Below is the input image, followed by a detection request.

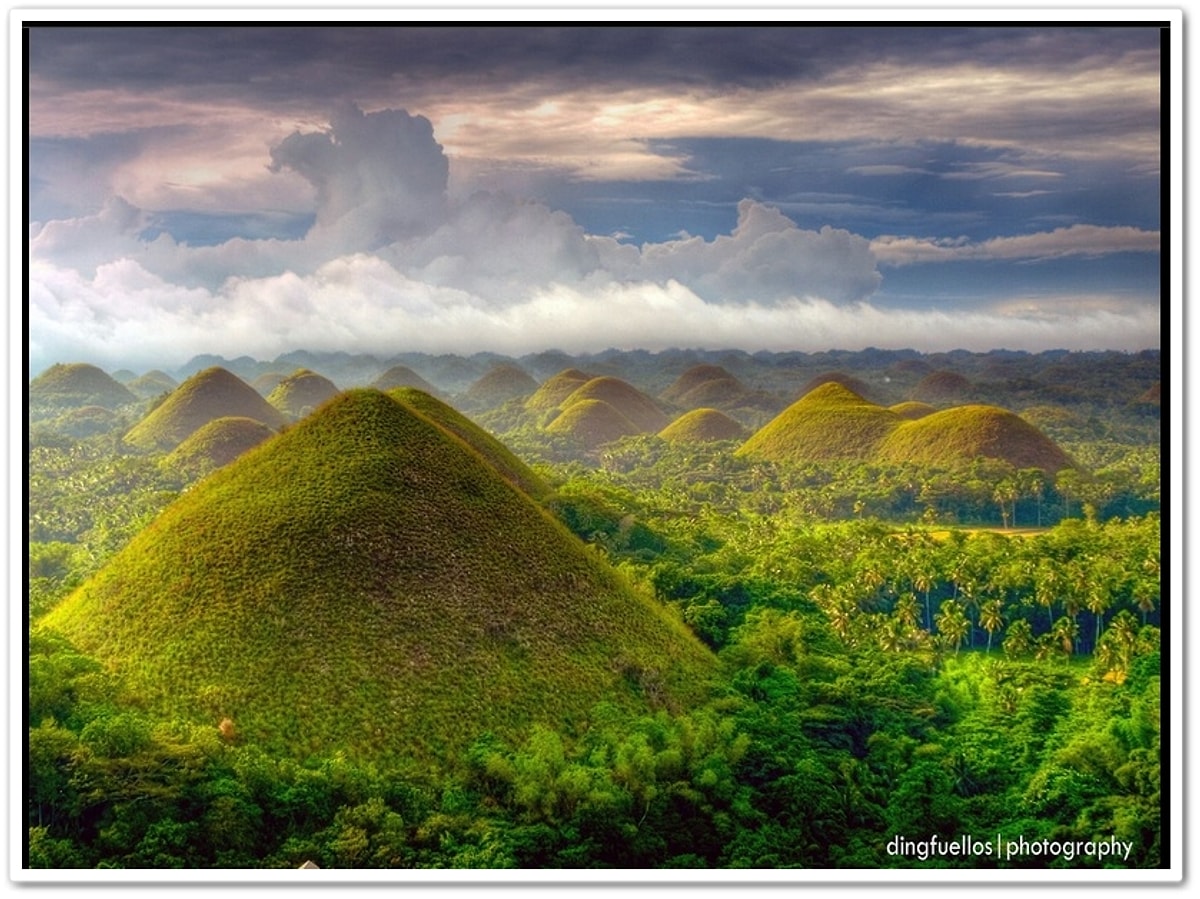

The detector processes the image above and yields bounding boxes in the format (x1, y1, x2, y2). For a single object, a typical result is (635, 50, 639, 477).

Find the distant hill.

(463, 363, 538, 410)
(250, 372, 288, 397)
(42, 389, 713, 768)
(47, 405, 122, 439)
(912, 370, 973, 404)
(546, 398, 642, 451)
(266, 369, 341, 421)
(559, 377, 670, 434)
(799, 371, 880, 404)
(388, 387, 549, 499)
(370, 364, 443, 397)
(738, 382, 1070, 473)
(124, 366, 286, 451)
(30, 363, 137, 410)
(877, 405, 1075, 474)
(525, 368, 593, 415)
(659, 408, 748, 443)
(163, 416, 276, 478)
(125, 370, 179, 400)
(661, 365, 746, 406)
(737, 383, 901, 463)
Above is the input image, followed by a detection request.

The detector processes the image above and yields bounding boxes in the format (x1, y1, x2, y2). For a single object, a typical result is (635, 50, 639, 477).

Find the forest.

(24, 346, 1164, 870)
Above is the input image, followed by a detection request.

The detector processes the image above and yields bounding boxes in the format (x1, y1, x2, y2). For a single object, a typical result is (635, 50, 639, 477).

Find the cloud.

(871, 224, 1160, 265)
(28, 254, 1159, 376)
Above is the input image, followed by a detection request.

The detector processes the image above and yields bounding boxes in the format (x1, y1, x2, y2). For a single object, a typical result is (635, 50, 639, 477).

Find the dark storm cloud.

(27, 25, 1161, 101)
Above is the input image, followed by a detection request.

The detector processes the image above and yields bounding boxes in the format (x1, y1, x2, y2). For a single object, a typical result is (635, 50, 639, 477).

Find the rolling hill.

(659, 408, 748, 443)
(370, 364, 442, 396)
(123, 366, 287, 451)
(525, 368, 593, 415)
(558, 377, 670, 434)
(545, 398, 642, 451)
(41, 389, 713, 769)
(30, 363, 137, 410)
(163, 416, 277, 478)
(265, 368, 341, 421)
(877, 405, 1076, 474)
(463, 363, 539, 410)
(737, 382, 902, 463)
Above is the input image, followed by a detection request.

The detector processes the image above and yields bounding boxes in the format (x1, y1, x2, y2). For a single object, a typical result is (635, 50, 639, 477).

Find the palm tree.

(935, 599, 970, 656)
(1050, 616, 1079, 659)
(1003, 618, 1033, 658)
(979, 599, 1005, 653)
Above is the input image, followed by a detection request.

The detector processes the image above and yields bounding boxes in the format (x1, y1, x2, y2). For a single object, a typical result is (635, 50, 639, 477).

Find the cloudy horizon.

(25, 24, 1165, 375)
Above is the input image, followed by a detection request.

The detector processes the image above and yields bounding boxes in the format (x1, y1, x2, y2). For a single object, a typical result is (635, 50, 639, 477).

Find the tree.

(935, 599, 970, 656)
(979, 599, 1005, 653)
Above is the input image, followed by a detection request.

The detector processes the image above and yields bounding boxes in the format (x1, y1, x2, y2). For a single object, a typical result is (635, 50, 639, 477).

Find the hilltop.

(388, 387, 549, 499)
(42, 389, 713, 769)
(265, 369, 341, 420)
(30, 363, 137, 411)
(163, 416, 277, 479)
(123, 367, 287, 451)
(525, 368, 593, 415)
(659, 408, 748, 443)
(737, 382, 901, 463)
(546, 398, 642, 451)
(559, 377, 670, 434)
(877, 405, 1075, 474)
(370, 364, 443, 396)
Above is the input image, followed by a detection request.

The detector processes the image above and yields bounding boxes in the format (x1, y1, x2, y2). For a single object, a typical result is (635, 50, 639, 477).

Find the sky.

(24, 22, 1166, 374)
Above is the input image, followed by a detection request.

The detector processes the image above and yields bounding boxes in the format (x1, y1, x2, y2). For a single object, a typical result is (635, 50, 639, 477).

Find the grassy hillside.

(877, 404, 1075, 473)
(370, 364, 442, 396)
(545, 398, 643, 450)
(124, 366, 286, 451)
(265, 368, 341, 420)
(737, 382, 901, 462)
(163, 416, 276, 479)
(661, 364, 745, 405)
(125, 370, 179, 400)
(42, 389, 713, 770)
(889, 401, 937, 420)
(659, 408, 748, 442)
(388, 387, 549, 499)
(30, 363, 137, 410)
(560, 377, 670, 433)
(464, 363, 538, 409)
(525, 368, 593, 414)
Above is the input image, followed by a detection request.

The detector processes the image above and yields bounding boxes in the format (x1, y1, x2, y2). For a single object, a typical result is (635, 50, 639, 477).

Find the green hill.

(659, 408, 748, 443)
(388, 387, 549, 499)
(125, 370, 178, 400)
(463, 363, 538, 409)
(737, 382, 901, 462)
(661, 365, 746, 406)
(47, 405, 122, 439)
(124, 367, 287, 451)
(912, 370, 972, 403)
(560, 377, 670, 433)
(370, 364, 442, 396)
(877, 405, 1075, 474)
(525, 368, 593, 414)
(41, 389, 713, 769)
(163, 416, 277, 479)
(265, 369, 341, 420)
(546, 398, 643, 450)
(30, 363, 137, 410)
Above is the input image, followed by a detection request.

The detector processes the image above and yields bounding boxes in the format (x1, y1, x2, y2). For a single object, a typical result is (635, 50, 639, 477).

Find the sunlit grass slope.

(877, 404, 1075, 473)
(888, 401, 938, 420)
(736, 382, 901, 462)
(30, 362, 137, 410)
(524, 368, 592, 414)
(659, 408, 748, 443)
(387, 387, 549, 499)
(545, 398, 642, 450)
(464, 363, 538, 409)
(163, 416, 276, 478)
(42, 389, 713, 769)
(124, 366, 286, 451)
(265, 368, 340, 420)
(661, 364, 746, 405)
(560, 377, 670, 433)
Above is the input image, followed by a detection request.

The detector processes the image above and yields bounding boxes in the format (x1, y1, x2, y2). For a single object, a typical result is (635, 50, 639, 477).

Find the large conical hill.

(370, 364, 443, 397)
(736, 382, 901, 462)
(877, 405, 1075, 474)
(661, 364, 746, 406)
(388, 387, 549, 499)
(42, 389, 712, 768)
(265, 368, 341, 420)
(463, 363, 538, 409)
(30, 363, 137, 410)
(124, 366, 286, 451)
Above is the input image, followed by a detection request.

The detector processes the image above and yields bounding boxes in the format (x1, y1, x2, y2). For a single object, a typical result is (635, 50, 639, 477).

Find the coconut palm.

(935, 599, 970, 656)
(979, 599, 1005, 653)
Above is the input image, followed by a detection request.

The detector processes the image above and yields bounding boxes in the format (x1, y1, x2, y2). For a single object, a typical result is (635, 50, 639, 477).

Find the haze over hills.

(41, 389, 714, 768)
